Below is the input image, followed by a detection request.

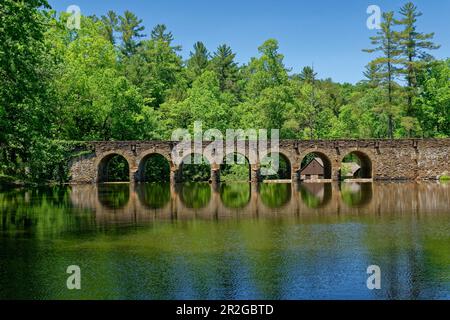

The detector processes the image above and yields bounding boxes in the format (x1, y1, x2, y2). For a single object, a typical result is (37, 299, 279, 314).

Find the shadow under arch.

(135, 183, 171, 209)
(177, 183, 212, 209)
(97, 153, 130, 183)
(299, 183, 332, 208)
(220, 152, 251, 182)
(97, 184, 130, 209)
(260, 183, 292, 209)
(339, 182, 373, 208)
(340, 151, 373, 179)
(136, 153, 171, 183)
(260, 152, 292, 180)
(179, 153, 211, 182)
(300, 152, 332, 180)
(220, 183, 251, 209)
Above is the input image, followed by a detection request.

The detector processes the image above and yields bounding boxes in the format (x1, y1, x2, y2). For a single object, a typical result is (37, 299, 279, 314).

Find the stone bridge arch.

(220, 151, 253, 182)
(259, 149, 294, 181)
(338, 148, 376, 180)
(95, 150, 135, 183)
(135, 151, 173, 183)
(299, 148, 336, 181)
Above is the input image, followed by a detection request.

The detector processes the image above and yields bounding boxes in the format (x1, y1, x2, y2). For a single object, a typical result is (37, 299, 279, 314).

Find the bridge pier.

(291, 164, 300, 183)
(170, 167, 180, 185)
(251, 165, 261, 183)
(210, 165, 221, 184)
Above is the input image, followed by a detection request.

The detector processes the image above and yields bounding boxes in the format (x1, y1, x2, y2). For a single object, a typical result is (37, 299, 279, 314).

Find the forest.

(0, 0, 449, 183)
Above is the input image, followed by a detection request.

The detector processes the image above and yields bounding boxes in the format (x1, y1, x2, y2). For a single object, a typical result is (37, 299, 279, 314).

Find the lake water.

(0, 182, 449, 300)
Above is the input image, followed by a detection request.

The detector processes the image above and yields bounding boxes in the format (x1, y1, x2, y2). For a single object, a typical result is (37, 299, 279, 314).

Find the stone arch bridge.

(68, 139, 450, 184)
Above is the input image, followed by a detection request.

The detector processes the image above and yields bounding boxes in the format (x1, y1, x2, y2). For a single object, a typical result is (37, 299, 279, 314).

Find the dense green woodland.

(0, 0, 449, 183)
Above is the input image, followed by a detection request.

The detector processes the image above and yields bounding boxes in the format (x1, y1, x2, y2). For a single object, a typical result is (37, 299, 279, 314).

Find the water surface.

(0, 182, 449, 299)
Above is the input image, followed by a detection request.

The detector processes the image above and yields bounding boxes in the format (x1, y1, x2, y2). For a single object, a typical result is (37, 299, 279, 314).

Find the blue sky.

(47, 0, 450, 83)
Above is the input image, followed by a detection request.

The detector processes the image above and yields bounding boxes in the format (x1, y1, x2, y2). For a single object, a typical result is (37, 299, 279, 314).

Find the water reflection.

(340, 182, 373, 208)
(136, 183, 171, 209)
(98, 184, 130, 209)
(299, 183, 332, 208)
(220, 183, 251, 209)
(0, 181, 449, 299)
(259, 183, 292, 209)
(177, 182, 212, 209)
(66, 181, 450, 220)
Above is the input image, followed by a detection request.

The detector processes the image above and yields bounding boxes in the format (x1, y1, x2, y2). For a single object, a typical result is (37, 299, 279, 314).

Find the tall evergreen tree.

(187, 41, 210, 79)
(119, 11, 145, 57)
(209, 44, 240, 93)
(364, 12, 402, 138)
(151, 24, 173, 43)
(395, 2, 440, 119)
(363, 62, 382, 88)
(101, 11, 119, 45)
(150, 24, 181, 51)
(298, 66, 317, 84)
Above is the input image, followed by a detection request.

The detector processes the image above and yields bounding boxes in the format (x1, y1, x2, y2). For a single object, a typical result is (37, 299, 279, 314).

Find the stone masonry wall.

(68, 139, 450, 183)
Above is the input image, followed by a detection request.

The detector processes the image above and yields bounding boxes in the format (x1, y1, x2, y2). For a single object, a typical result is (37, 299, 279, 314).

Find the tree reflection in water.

(178, 182, 212, 209)
(1, 182, 449, 299)
(259, 183, 291, 208)
(136, 183, 171, 209)
(220, 183, 251, 209)
(299, 183, 332, 208)
(340, 182, 373, 208)
(97, 184, 130, 209)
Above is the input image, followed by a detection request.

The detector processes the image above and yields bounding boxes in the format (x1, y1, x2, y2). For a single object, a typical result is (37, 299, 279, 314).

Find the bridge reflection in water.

(69, 181, 450, 225)
(1, 181, 450, 300)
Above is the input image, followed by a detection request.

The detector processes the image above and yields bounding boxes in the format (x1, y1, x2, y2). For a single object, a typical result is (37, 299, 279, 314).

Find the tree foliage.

(0, 2, 448, 183)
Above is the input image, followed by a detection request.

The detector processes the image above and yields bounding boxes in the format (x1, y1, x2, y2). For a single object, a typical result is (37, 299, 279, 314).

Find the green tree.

(209, 44, 240, 94)
(396, 2, 440, 132)
(187, 41, 210, 80)
(52, 16, 160, 141)
(160, 71, 231, 133)
(364, 12, 403, 138)
(0, 0, 55, 177)
(119, 10, 145, 57)
(415, 60, 450, 137)
(245, 39, 289, 97)
(124, 37, 184, 109)
(150, 24, 182, 52)
(298, 81, 331, 139)
(333, 85, 387, 138)
(100, 11, 119, 45)
(363, 62, 382, 88)
(258, 85, 293, 131)
(297, 66, 317, 84)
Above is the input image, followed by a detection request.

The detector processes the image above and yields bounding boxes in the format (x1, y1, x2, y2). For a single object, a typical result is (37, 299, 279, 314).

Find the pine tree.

(304, 66, 322, 139)
(187, 41, 210, 79)
(209, 44, 239, 92)
(364, 12, 402, 138)
(150, 24, 181, 51)
(101, 11, 118, 45)
(298, 66, 317, 84)
(119, 11, 145, 57)
(363, 62, 382, 88)
(395, 2, 440, 118)
(151, 24, 173, 43)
